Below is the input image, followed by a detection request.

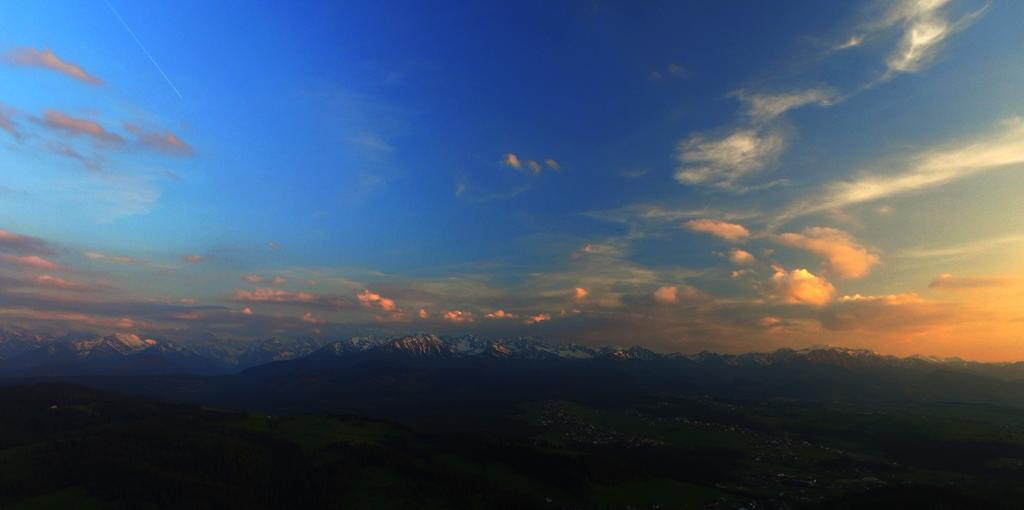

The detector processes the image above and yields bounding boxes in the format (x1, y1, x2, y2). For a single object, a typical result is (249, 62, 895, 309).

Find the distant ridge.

(2, 327, 1024, 380)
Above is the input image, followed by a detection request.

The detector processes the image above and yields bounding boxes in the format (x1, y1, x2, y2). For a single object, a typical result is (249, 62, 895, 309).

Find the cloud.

(574, 287, 589, 299)
(929, 273, 1021, 290)
(39, 111, 123, 144)
(839, 293, 925, 305)
(653, 286, 680, 304)
(728, 248, 756, 266)
(683, 218, 751, 241)
(232, 288, 315, 304)
(734, 88, 836, 123)
(1, 254, 62, 271)
(524, 313, 550, 325)
(124, 124, 194, 156)
(0, 230, 53, 256)
(769, 266, 836, 306)
(442, 310, 474, 323)
(668, 63, 685, 76)
(881, 0, 985, 77)
(32, 275, 94, 292)
(241, 307, 254, 316)
(242, 274, 264, 284)
(6, 48, 103, 85)
(898, 233, 1024, 260)
(527, 160, 541, 174)
(674, 128, 785, 187)
(502, 153, 522, 169)
(418, 308, 429, 319)
(485, 309, 518, 319)
(776, 227, 879, 279)
(782, 118, 1024, 220)
(0, 103, 19, 138)
(545, 159, 561, 171)
(182, 255, 204, 264)
(301, 311, 326, 324)
(84, 251, 147, 265)
(357, 289, 397, 312)
(48, 143, 103, 171)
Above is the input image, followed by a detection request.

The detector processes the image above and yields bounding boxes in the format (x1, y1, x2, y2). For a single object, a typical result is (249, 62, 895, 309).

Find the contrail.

(103, 0, 183, 99)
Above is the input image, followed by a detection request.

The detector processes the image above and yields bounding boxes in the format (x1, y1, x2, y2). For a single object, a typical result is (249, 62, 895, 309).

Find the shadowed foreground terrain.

(2, 382, 1023, 509)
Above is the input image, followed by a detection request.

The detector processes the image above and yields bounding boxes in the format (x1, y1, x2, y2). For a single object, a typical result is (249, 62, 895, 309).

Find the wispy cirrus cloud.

(0, 254, 64, 271)
(125, 123, 193, 156)
(780, 117, 1024, 221)
(39, 111, 123, 144)
(5, 47, 103, 85)
(929, 273, 1022, 290)
(0, 230, 54, 256)
(838, 0, 988, 80)
(734, 88, 837, 124)
(898, 233, 1024, 260)
(0, 103, 20, 139)
(674, 128, 785, 187)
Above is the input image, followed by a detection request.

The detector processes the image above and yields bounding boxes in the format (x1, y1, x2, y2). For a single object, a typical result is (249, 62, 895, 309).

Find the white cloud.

(782, 118, 1024, 221)
(674, 128, 785, 187)
(735, 88, 836, 123)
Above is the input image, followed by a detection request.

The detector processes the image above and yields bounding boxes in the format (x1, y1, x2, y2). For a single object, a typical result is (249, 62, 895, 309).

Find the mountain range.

(4, 328, 1024, 423)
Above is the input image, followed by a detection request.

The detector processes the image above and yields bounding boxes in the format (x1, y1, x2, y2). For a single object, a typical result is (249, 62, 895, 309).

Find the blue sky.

(2, 0, 1024, 360)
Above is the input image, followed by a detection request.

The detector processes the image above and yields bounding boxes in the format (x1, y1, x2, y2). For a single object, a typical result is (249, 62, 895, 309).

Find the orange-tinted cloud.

(502, 153, 522, 169)
(683, 218, 750, 241)
(443, 310, 474, 322)
(776, 227, 879, 279)
(769, 266, 835, 306)
(574, 287, 589, 299)
(418, 308, 429, 319)
(653, 286, 679, 304)
(242, 274, 264, 284)
(6, 48, 103, 85)
(545, 159, 561, 171)
(524, 313, 550, 325)
(40, 111, 123, 143)
(183, 255, 204, 264)
(485, 309, 518, 319)
(728, 248, 756, 265)
(125, 123, 194, 156)
(357, 290, 397, 312)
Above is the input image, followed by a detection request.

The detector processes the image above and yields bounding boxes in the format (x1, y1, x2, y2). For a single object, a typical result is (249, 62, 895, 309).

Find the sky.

(1, 0, 1023, 360)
